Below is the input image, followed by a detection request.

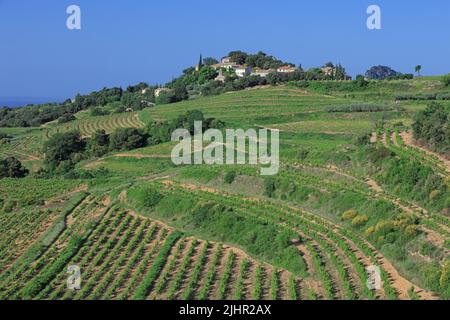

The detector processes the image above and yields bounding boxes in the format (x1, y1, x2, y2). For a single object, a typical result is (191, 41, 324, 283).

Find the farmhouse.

(277, 65, 297, 73)
(321, 66, 335, 76)
(321, 66, 352, 80)
(214, 56, 241, 70)
(235, 66, 253, 78)
(215, 69, 226, 83)
(154, 87, 172, 97)
(251, 68, 276, 78)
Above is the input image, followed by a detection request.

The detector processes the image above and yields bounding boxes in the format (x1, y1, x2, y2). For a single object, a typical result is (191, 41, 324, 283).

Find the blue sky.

(1, 0, 449, 101)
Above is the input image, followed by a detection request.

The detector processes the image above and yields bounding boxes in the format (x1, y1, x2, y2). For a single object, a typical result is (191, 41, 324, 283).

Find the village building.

(214, 69, 226, 83)
(321, 66, 352, 80)
(235, 66, 253, 78)
(251, 68, 276, 78)
(154, 87, 172, 97)
(321, 66, 335, 76)
(210, 56, 240, 70)
(277, 65, 297, 73)
(221, 57, 231, 64)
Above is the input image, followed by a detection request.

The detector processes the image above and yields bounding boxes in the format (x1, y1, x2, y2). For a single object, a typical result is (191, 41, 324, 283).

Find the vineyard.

(1, 79, 449, 300)
(133, 180, 427, 300)
(0, 194, 303, 300)
(46, 112, 145, 137)
(0, 129, 45, 163)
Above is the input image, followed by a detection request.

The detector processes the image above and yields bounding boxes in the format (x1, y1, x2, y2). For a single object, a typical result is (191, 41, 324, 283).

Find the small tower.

(195, 54, 203, 71)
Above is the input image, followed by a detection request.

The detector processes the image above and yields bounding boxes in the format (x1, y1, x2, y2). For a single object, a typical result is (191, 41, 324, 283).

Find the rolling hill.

(0, 78, 449, 300)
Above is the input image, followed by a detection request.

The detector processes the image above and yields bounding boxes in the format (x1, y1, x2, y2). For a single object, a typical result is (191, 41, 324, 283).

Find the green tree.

(198, 66, 218, 85)
(173, 83, 189, 102)
(0, 157, 29, 178)
(58, 113, 76, 124)
(155, 91, 176, 105)
(109, 128, 146, 151)
(412, 103, 449, 153)
(442, 74, 450, 87)
(228, 51, 248, 65)
(90, 107, 110, 117)
(224, 171, 237, 184)
(43, 131, 85, 166)
(87, 130, 110, 157)
(415, 65, 422, 76)
(203, 57, 218, 66)
(176, 109, 205, 134)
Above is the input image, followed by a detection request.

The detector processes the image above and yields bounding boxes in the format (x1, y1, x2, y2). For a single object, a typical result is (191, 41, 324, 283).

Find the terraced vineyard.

(0, 129, 45, 163)
(0, 194, 302, 300)
(1, 80, 449, 300)
(46, 112, 145, 137)
(143, 180, 432, 300)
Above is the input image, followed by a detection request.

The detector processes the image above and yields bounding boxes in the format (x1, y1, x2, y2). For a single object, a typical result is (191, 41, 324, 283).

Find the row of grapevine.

(47, 112, 144, 137)
(165, 182, 399, 300)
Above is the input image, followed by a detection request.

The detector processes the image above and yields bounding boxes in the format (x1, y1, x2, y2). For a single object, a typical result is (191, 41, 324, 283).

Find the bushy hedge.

(395, 93, 450, 101)
(326, 104, 392, 113)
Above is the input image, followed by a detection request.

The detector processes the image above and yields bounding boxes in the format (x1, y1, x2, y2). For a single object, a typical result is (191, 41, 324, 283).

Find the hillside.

(0, 77, 449, 300)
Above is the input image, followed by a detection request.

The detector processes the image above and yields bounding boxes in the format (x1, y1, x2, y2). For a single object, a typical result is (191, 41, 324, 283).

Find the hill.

(0, 76, 449, 300)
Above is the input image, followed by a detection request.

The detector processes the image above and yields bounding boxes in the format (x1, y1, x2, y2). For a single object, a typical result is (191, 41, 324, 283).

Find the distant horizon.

(0, 69, 447, 108)
(0, 97, 64, 108)
(2, 0, 450, 101)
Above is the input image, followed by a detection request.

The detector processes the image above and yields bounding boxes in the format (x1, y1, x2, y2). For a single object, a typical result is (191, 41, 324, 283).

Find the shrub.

(87, 130, 110, 157)
(109, 128, 145, 151)
(142, 188, 164, 208)
(43, 131, 85, 167)
(0, 133, 11, 140)
(342, 209, 358, 220)
(3, 200, 15, 212)
(367, 146, 393, 163)
(90, 107, 110, 117)
(130, 186, 164, 209)
(429, 190, 441, 201)
(327, 104, 391, 113)
(0, 157, 29, 179)
(58, 113, 76, 124)
(412, 103, 450, 153)
(297, 148, 310, 160)
(351, 214, 369, 226)
(356, 133, 371, 146)
(264, 178, 276, 197)
(155, 91, 176, 105)
(224, 171, 237, 184)
(442, 74, 450, 87)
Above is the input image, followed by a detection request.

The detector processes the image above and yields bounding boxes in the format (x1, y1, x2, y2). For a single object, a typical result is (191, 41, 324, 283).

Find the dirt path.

(376, 251, 437, 300)
(84, 159, 106, 169)
(382, 133, 388, 148)
(114, 153, 171, 159)
(400, 131, 450, 173)
(366, 178, 384, 194)
(370, 132, 377, 144)
(175, 240, 206, 299)
(420, 226, 450, 254)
